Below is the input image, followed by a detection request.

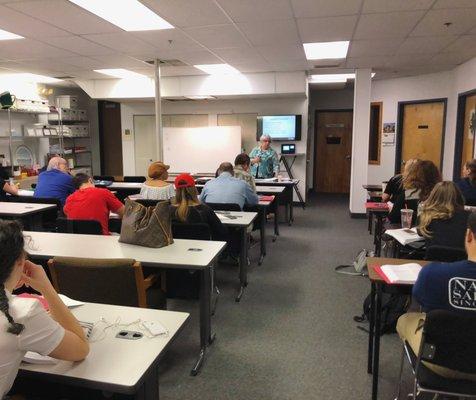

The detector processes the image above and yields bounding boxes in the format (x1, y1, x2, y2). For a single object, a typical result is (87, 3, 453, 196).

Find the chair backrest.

(48, 257, 147, 307)
(135, 199, 159, 207)
(425, 245, 467, 262)
(124, 176, 146, 183)
(421, 310, 476, 374)
(205, 202, 241, 211)
(172, 222, 212, 241)
(57, 217, 102, 235)
(93, 175, 115, 182)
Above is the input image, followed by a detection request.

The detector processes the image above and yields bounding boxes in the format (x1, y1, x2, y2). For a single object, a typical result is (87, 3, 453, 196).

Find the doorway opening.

(454, 89, 476, 180)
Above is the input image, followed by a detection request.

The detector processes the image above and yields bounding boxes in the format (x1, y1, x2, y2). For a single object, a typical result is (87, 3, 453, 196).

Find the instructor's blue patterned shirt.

(249, 146, 280, 179)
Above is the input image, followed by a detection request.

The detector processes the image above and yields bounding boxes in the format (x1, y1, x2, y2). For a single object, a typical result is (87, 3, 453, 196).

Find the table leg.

(371, 283, 383, 400)
(367, 282, 376, 374)
(191, 266, 214, 376)
(368, 212, 373, 234)
(28, 214, 44, 231)
(375, 215, 383, 257)
(273, 201, 280, 240)
(236, 228, 248, 302)
(133, 363, 159, 399)
(289, 200, 294, 226)
(259, 208, 266, 265)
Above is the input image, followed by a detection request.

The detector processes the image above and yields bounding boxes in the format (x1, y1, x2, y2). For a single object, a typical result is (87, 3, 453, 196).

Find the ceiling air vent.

(54, 76, 75, 79)
(146, 59, 187, 67)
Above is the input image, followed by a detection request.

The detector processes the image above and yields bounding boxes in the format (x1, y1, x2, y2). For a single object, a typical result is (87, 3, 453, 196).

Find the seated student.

(457, 159, 476, 206)
(0, 176, 18, 198)
(397, 212, 476, 380)
(140, 161, 175, 200)
(418, 181, 470, 249)
(64, 173, 125, 235)
(382, 159, 418, 203)
(234, 153, 256, 192)
(200, 162, 259, 209)
(0, 220, 89, 398)
(34, 157, 74, 206)
(388, 160, 441, 225)
(170, 173, 228, 242)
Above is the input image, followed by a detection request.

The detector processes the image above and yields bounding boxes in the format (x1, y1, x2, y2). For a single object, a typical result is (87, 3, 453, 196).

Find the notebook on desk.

(385, 227, 424, 246)
(374, 263, 422, 285)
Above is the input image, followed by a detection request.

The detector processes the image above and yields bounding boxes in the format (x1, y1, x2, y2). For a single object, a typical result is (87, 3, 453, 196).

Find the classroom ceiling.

(0, 0, 475, 82)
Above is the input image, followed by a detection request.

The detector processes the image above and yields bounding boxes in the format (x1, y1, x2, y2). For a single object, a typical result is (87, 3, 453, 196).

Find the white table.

(0, 202, 56, 230)
(24, 231, 226, 376)
(20, 302, 189, 399)
(256, 186, 285, 194)
(108, 182, 142, 190)
(256, 179, 301, 224)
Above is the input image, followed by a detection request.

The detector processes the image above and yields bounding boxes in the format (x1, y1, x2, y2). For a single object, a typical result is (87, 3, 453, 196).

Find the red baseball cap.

(174, 173, 196, 189)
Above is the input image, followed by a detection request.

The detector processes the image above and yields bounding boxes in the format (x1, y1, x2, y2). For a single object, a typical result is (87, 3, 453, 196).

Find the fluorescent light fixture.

(0, 73, 61, 83)
(194, 64, 240, 75)
(186, 95, 217, 100)
(0, 29, 23, 41)
(310, 73, 376, 83)
(303, 41, 349, 60)
(68, 0, 173, 31)
(94, 69, 147, 79)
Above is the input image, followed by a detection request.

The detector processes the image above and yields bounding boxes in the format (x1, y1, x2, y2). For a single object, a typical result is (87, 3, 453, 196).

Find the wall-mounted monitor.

(256, 115, 302, 141)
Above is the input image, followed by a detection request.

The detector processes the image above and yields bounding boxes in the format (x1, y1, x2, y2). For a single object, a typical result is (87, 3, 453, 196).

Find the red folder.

(366, 202, 389, 210)
(373, 265, 392, 284)
(259, 195, 275, 202)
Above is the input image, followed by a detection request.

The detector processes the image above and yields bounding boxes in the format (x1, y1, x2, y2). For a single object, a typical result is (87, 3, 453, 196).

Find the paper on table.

(23, 351, 58, 365)
(58, 294, 85, 308)
(385, 227, 423, 245)
(379, 263, 422, 285)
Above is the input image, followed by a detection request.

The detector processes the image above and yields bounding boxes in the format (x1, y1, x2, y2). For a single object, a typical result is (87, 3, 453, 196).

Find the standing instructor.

(249, 134, 280, 179)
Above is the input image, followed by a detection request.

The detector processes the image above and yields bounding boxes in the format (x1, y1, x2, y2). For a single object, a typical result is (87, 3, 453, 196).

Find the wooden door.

(315, 111, 353, 193)
(401, 101, 445, 170)
(461, 94, 476, 174)
(98, 101, 123, 176)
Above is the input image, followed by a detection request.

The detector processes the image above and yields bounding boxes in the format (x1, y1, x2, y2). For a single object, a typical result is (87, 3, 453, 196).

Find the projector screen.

(256, 115, 301, 141)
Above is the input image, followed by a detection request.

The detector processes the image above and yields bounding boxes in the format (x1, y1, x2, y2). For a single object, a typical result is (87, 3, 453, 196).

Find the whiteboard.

(163, 126, 242, 173)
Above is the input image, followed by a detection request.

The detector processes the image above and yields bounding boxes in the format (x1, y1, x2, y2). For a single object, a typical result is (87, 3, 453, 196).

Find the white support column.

(349, 68, 372, 215)
(154, 60, 163, 161)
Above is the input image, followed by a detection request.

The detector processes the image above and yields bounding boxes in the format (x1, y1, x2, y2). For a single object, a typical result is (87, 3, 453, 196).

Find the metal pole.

(8, 108, 13, 176)
(154, 60, 163, 161)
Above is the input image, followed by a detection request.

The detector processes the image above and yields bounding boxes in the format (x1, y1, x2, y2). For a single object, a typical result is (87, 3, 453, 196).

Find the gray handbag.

(119, 199, 174, 248)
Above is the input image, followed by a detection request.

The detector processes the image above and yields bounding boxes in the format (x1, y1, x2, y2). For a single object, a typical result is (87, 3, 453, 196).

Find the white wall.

(120, 96, 309, 201)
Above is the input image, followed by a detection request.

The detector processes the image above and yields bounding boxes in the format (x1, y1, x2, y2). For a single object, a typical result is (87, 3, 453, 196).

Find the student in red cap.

(170, 173, 228, 242)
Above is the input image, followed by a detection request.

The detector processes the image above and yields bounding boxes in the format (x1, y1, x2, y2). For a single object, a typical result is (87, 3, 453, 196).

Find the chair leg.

(394, 346, 406, 400)
(412, 377, 418, 400)
(211, 264, 220, 316)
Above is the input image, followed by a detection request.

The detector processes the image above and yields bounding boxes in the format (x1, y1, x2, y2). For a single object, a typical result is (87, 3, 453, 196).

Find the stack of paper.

(375, 263, 422, 285)
(385, 227, 424, 245)
(23, 351, 58, 365)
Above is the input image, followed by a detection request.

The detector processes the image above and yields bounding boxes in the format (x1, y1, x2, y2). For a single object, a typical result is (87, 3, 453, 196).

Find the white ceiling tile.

(183, 24, 249, 49)
(233, 61, 273, 73)
(442, 35, 476, 53)
(363, 0, 433, 13)
(271, 59, 309, 72)
(159, 50, 222, 65)
(354, 11, 426, 40)
(160, 65, 207, 76)
(430, 51, 475, 65)
(411, 8, 476, 36)
(349, 38, 404, 57)
(213, 47, 267, 64)
(396, 35, 458, 55)
(385, 54, 433, 68)
(0, 38, 79, 60)
(0, 5, 70, 38)
(216, 0, 293, 22)
(7, 0, 122, 35)
(132, 29, 202, 52)
(345, 55, 388, 68)
(69, 70, 113, 79)
(291, 0, 361, 18)
(140, 0, 229, 28)
(81, 33, 158, 55)
(57, 56, 105, 70)
(90, 54, 150, 69)
(238, 20, 300, 46)
(38, 36, 117, 56)
(256, 44, 306, 63)
(433, 0, 476, 8)
(297, 15, 358, 42)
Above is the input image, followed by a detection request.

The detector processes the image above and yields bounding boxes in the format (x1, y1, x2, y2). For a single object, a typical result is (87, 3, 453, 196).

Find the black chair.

(124, 176, 146, 183)
(395, 310, 476, 399)
(93, 175, 115, 182)
(5, 196, 61, 231)
(205, 202, 241, 211)
(57, 217, 102, 235)
(170, 222, 219, 312)
(425, 245, 467, 262)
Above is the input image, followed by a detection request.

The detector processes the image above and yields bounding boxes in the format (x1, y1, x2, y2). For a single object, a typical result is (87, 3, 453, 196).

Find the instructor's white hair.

(259, 134, 271, 142)
(47, 156, 67, 171)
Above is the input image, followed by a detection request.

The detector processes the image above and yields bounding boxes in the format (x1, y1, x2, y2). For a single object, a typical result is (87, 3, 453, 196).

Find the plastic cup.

(401, 209, 414, 229)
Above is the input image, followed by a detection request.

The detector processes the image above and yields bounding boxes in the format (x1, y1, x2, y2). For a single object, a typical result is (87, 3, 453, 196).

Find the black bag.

(354, 293, 409, 335)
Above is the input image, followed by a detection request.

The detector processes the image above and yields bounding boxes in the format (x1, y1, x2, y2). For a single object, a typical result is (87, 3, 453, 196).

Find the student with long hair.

(418, 181, 469, 249)
(388, 159, 441, 224)
(0, 220, 89, 398)
(457, 159, 476, 206)
(382, 158, 419, 203)
(171, 173, 228, 241)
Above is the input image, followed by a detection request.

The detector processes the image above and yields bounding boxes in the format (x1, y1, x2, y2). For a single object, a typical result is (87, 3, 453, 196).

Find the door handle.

(345, 155, 351, 160)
